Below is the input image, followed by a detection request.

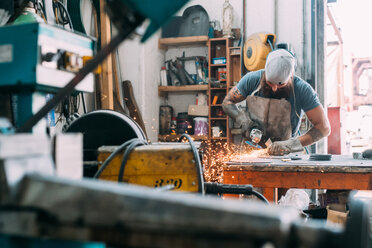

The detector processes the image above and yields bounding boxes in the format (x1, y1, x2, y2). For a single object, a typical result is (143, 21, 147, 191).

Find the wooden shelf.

(158, 134, 208, 142)
(210, 117, 227, 120)
(209, 137, 228, 140)
(158, 36, 209, 49)
(210, 64, 227, 67)
(209, 87, 227, 90)
(158, 85, 208, 95)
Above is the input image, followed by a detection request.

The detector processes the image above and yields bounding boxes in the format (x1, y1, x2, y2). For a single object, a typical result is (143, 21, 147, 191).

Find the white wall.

(118, 0, 309, 142)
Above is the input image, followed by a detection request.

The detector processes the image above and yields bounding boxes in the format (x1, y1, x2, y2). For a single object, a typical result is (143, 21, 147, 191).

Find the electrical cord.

(178, 134, 204, 194)
(53, 0, 73, 30)
(93, 138, 148, 179)
(117, 139, 147, 182)
(250, 190, 270, 204)
(81, 93, 87, 114)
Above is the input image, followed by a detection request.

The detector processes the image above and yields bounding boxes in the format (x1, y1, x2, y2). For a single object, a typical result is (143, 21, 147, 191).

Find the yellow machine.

(97, 143, 203, 193)
(243, 33, 276, 71)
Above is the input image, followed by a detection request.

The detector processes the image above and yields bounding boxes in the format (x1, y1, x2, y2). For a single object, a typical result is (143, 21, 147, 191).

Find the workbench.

(224, 155, 372, 202)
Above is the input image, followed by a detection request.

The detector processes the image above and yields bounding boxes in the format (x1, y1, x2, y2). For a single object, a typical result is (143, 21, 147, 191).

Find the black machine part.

(362, 149, 372, 159)
(309, 154, 332, 161)
(64, 110, 146, 176)
(204, 182, 269, 204)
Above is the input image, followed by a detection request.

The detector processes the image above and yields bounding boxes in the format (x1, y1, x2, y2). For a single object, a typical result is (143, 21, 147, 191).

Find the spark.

(201, 141, 268, 183)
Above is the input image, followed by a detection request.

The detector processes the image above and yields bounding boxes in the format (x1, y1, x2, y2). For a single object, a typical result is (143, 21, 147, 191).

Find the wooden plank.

(158, 134, 208, 142)
(158, 36, 208, 49)
(225, 155, 372, 173)
(158, 85, 208, 93)
(223, 170, 372, 190)
(99, 0, 114, 110)
(122, 80, 147, 137)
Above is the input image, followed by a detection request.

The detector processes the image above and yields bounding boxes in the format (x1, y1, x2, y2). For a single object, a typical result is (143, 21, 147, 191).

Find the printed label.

(0, 44, 12, 63)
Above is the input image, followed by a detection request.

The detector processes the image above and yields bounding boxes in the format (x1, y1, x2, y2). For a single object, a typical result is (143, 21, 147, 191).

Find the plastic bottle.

(170, 117, 177, 135)
(160, 66, 168, 86)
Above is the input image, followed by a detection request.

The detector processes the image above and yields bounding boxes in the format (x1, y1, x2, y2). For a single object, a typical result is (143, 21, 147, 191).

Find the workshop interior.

(0, 0, 372, 247)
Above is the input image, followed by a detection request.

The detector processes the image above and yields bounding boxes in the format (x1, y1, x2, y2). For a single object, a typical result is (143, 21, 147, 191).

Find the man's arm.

(268, 105, 330, 155)
(298, 105, 331, 147)
(222, 86, 245, 119)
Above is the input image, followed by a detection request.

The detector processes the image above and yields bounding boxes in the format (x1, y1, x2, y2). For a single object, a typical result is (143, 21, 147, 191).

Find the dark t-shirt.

(236, 69, 320, 135)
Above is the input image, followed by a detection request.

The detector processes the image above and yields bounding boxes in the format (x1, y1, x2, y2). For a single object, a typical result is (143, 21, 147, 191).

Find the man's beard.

(260, 75, 293, 100)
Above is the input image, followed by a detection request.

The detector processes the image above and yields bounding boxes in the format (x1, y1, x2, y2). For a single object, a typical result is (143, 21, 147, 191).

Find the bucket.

(194, 117, 208, 136)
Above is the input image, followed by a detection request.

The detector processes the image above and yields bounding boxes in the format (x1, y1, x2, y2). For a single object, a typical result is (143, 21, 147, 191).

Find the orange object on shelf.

(212, 95, 218, 105)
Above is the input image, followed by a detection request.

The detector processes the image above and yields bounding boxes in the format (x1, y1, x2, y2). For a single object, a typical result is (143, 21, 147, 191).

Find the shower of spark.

(201, 140, 268, 183)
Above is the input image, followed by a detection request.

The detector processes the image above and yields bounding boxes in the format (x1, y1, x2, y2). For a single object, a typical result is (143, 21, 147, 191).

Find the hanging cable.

(93, 138, 148, 179)
(178, 134, 204, 194)
(81, 93, 87, 114)
(53, 0, 73, 30)
(117, 139, 147, 182)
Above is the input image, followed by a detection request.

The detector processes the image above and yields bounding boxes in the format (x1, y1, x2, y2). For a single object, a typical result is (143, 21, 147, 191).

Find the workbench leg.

(262, 187, 278, 203)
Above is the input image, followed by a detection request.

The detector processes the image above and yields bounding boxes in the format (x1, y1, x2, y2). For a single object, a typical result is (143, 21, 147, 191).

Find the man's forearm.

(222, 103, 241, 120)
(222, 86, 246, 120)
(298, 127, 324, 147)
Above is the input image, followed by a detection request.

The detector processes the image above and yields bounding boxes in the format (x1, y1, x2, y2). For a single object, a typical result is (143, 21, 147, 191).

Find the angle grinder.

(245, 128, 263, 149)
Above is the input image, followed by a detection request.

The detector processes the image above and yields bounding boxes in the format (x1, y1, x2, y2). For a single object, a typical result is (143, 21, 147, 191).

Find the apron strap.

(251, 85, 261, 96)
(250, 71, 265, 96)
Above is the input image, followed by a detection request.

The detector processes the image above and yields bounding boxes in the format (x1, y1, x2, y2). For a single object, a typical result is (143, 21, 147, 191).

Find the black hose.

(204, 182, 269, 204)
(93, 138, 147, 179)
(80, 92, 87, 114)
(250, 190, 270, 204)
(117, 139, 147, 182)
(178, 134, 204, 194)
(55, 0, 73, 30)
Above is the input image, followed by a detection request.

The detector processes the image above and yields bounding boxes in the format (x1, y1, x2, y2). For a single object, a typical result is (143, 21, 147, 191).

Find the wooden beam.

(99, 0, 114, 110)
(327, 7, 343, 44)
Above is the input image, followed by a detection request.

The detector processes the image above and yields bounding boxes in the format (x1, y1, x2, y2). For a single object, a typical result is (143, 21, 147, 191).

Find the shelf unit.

(158, 36, 209, 142)
(157, 36, 241, 145)
(207, 39, 242, 146)
(207, 38, 232, 143)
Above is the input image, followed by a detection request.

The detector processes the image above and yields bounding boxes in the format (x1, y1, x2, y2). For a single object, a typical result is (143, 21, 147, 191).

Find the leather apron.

(245, 79, 292, 146)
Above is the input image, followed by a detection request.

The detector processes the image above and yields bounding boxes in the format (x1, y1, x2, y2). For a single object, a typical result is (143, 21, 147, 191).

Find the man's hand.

(268, 138, 303, 155)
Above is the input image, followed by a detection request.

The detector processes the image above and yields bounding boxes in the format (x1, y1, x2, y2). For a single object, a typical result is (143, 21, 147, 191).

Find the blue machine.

(0, 22, 96, 132)
(0, 22, 96, 92)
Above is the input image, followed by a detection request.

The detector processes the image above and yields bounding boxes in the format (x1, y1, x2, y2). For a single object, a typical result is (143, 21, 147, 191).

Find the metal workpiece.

(5, 174, 370, 248)
(8, 174, 298, 247)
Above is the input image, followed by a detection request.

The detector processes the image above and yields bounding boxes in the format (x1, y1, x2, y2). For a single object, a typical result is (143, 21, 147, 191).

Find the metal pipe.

(274, 0, 278, 36)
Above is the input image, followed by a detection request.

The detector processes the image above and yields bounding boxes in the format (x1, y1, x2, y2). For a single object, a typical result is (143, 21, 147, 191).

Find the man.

(222, 49, 330, 155)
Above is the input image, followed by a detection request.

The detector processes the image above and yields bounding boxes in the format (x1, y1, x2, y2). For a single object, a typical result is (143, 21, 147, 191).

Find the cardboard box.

(188, 105, 208, 117)
(326, 204, 348, 227)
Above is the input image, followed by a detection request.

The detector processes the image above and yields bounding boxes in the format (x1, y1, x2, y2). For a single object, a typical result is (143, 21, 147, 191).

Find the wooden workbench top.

(225, 155, 372, 173)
